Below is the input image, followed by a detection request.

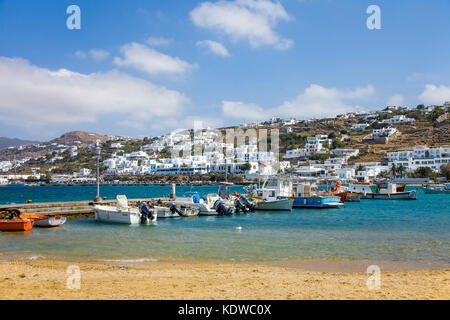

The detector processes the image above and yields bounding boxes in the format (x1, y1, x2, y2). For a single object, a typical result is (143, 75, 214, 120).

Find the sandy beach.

(0, 258, 448, 300)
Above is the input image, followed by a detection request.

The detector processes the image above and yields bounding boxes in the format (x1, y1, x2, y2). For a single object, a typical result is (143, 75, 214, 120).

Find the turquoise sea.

(0, 185, 449, 264)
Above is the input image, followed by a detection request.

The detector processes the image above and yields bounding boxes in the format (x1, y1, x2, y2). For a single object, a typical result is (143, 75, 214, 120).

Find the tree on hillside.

(440, 164, 450, 180)
(397, 165, 407, 178)
(240, 163, 252, 171)
(410, 166, 435, 178)
(390, 164, 397, 177)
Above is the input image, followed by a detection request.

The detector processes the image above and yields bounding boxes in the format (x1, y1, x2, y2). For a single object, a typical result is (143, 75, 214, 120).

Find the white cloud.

(419, 84, 450, 105)
(190, 0, 293, 50)
(387, 94, 404, 106)
(75, 49, 110, 61)
(222, 101, 266, 120)
(222, 84, 375, 121)
(146, 36, 173, 47)
(114, 43, 196, 77)
(196, 40, 231, 57)
(0, 57, 188, 131)
(89, 49, 110, 61)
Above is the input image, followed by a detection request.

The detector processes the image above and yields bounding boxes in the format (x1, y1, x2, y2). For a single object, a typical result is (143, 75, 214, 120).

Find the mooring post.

(170, 183, 176, 200)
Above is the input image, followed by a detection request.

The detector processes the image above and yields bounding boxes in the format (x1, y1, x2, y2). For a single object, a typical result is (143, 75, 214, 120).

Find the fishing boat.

(327, 183, 361, 203)
(167, 189, 234, 216)
(20, 213, 67, 228)
(293, 183, 343, 209)
(245, 178, 294, 211)
(349, 182, 418, 200)
(94, 195, 158, 225)
(423, 184, 450, 194)
(154, 204, 200, 218)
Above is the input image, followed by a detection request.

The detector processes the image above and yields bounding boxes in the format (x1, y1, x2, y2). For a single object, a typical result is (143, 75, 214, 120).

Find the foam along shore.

(0, 258, 448, 300)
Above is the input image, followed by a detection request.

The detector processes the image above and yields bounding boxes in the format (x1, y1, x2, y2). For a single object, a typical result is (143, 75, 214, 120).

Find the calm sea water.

(0, 185, 449, 263)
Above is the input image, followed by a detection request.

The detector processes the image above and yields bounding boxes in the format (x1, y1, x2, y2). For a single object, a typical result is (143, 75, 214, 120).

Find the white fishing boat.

(94, 195, 157, 225)
(167, 189, 234, 216)
(155, 205, 200, 218)
(349, 183, 418, 200)
(246, 177, 294, 211)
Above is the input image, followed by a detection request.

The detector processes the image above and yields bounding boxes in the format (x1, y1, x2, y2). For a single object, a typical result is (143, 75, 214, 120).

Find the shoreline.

(1, 252, 449, 272)
(0, 256, 448, 300)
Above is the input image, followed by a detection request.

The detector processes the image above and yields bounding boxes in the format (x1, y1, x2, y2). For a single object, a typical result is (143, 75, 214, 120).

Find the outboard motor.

(214, 199, 232, 216)
(234, 198, 247, 213)
(138, 202, 155, 224)
(239, 196, 256, 211)
(169, 204, 185, 217)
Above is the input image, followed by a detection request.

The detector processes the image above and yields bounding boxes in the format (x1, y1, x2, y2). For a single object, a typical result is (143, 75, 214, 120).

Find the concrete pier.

(0, 198, 170, 218)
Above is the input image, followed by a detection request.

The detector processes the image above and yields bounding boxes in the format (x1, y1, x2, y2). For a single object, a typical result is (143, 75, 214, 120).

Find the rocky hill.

(50, 131, 109, 146)
(0, 137, 39, 150)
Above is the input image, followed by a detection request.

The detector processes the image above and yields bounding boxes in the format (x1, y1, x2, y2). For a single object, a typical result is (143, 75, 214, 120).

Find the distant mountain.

(50, 131, 109, 145)
(0, 137, 39, 150)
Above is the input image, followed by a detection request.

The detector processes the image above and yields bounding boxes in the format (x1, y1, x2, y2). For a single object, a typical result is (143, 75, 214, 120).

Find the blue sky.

(0, 0, 449, 140)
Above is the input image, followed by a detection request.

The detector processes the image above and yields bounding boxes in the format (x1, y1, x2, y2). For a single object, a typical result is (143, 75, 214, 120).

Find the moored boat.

(423, 186, 450, 194)
(245, 177, 294, 211)
(293, 183, 343, 209)
(20, 213, 67, 228)
(94, 195, 158, 225)
(0, 219, 34, 231)
(349, 182, 418, 200)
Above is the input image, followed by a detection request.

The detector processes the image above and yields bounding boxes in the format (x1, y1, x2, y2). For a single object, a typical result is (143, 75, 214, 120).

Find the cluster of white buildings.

(387, 146, 450, 172)
(284, 135, 332, 159)
(103, 131, 285, 177)
(0, 161, 13, 172)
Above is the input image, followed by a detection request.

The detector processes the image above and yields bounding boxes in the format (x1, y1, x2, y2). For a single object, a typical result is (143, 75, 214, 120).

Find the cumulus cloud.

(419, 84, 450, 105)
(114, 43, 196, 77)
(190, 0, 293, 50)
(196, 40, 231, 57)
(387, 94, 404, 106)
(0, 57, 188, 130)
(75, 49, 110, 61)
(222, 84, 375, 120)
(222, 101, 266, 120)
(146, 36, 173, 47)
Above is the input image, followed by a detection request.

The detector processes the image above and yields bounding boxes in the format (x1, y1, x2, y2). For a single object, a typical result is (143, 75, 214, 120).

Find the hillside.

(0, 137, 39, 150)
(50, 131, 109, 145)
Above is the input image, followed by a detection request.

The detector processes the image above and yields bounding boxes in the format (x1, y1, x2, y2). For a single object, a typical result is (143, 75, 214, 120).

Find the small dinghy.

(0, 219, 34, 232)
(0, 208, 34, 231)
(20, 213, 67, 228)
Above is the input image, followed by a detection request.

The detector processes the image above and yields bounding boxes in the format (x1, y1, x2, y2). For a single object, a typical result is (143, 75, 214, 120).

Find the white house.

(371, 127, 398, 138)
(351, 123, 369, 131)
(380, 115, 415, 125)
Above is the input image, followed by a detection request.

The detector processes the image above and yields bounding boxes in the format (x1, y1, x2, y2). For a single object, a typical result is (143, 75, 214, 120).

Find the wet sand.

(0, 258, 449, 300)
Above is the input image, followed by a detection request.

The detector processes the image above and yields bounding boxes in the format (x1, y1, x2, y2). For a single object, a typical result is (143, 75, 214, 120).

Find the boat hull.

(0, 219, 34, 231)
(254, 198, 294, 211)
(424, 188, 450, 194)
(33, 216, 67, 228)
(361, 190, 418, 200)
(293, 196, 343, 209)
(94, 206, 142, 225)
(20, 213, 67, 228)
